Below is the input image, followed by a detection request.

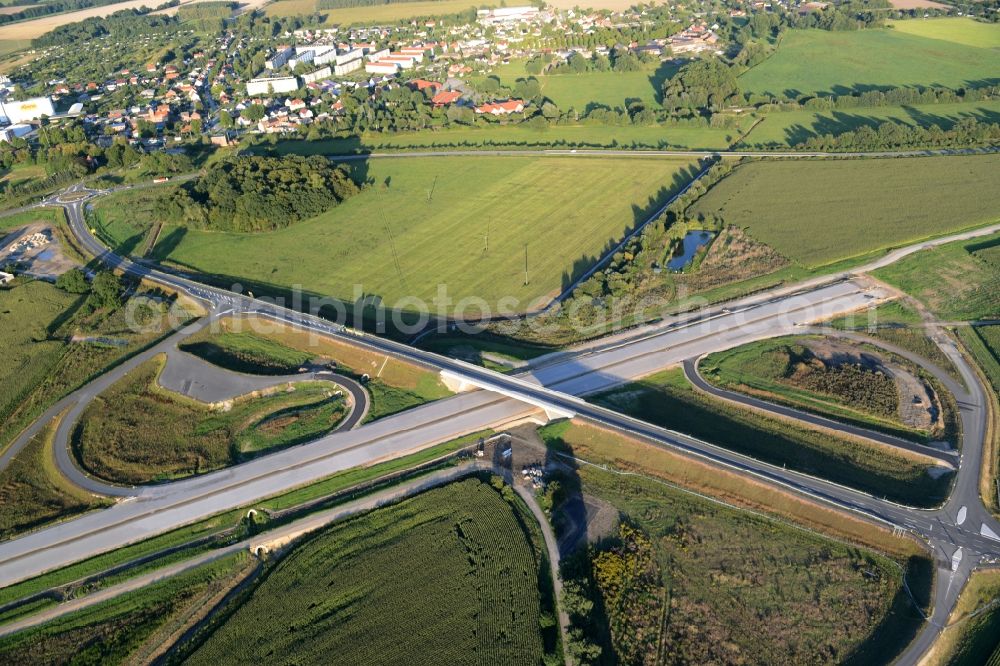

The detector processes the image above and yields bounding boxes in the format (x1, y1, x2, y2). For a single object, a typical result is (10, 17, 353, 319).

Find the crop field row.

(592, 367, 951, 507)
(186, 478, 556, 664)
(689, 154, 1000, 269)
(0, 553, 251, 664)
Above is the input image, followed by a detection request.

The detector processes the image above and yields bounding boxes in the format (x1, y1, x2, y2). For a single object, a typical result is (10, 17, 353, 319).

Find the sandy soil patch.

(0, 0, 200, 40)
(0, 222, 81, 279)
(0, 5, 39, 15)
(889, 0, 950, 9)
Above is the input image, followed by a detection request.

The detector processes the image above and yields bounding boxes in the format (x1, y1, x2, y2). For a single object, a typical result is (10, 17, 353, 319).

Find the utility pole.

(523, 243, 529, 285)
(483, 219, 490, 256)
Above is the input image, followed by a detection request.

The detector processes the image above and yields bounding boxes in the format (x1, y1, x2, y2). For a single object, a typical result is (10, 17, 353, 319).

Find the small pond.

(667, 230, 714, 271)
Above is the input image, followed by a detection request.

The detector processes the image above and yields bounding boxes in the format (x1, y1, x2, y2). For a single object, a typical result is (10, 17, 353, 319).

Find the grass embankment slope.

(74, 356, 347, 484)
(186, 478, 559, 664)
(0, 417, 110, 541)
(98, 155, 699, 312)
(180, 316, 451, 421)
(874, 230, 1000, 322)
(0, 553, 252, 664)
(593, 367, 951, 506)
(739, 22, 1000, 96)
(541, 420, 930, 664)
(827, 301, 963, 382)
(689, 154, 1000, 270)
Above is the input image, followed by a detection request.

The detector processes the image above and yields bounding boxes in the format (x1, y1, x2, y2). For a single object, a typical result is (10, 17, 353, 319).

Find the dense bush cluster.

(155, 155, 360, 232)
(32, 9, 180, 47)
(781, 346, 900, 419)
(797, 117, 1000, 151)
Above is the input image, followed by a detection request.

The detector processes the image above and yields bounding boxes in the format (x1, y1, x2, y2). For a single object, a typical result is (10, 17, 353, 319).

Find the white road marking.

(982, 524, 1000, 542)
(957, 506, 967, 526)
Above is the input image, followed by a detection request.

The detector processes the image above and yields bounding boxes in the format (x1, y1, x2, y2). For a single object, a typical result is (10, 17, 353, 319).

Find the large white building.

(302, 67, 332, 84)
(477, 6, 540, 24)
(246, 76, 299, 96)
(0, 97, 55, 124)
(334, 58, 363, 76)
(365, 61, 399, 75)
(265, 47, 294, 70)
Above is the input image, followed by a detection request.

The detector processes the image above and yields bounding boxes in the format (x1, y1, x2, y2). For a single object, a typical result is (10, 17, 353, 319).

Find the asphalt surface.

(0, 182, 996, 664)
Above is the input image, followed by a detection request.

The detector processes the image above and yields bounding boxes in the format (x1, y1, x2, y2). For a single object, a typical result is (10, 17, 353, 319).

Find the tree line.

(154, 154, 360, 232)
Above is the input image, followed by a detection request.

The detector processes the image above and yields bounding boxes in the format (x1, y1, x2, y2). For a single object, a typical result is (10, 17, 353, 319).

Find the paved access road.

(0, 183, 996, 665)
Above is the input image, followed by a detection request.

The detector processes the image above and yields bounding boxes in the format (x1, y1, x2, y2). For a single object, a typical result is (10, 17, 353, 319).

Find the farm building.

(475, 99, 525, 115)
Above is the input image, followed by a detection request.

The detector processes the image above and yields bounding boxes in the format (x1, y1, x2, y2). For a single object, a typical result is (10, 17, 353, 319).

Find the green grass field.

(541, 420, 930, 664)
(593, 367, 951, 507)
(98, 155, 699, 313)
(187, 478, 558, 664)
(874, 231, 1000, 321)
(889, 17, 1000, 49)
(741, 99, 1000, 148)
(0, 280, 79, 430)
(488, 60, 676, 110)
(739, 25, 1000, 96)
(75, 357, 347, 484)
(689, 155, 1000, 268)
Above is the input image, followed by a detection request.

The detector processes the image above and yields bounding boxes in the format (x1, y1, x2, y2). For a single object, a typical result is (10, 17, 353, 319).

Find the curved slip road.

(0, 313, 369, 497)
(681, 355, 959, 468)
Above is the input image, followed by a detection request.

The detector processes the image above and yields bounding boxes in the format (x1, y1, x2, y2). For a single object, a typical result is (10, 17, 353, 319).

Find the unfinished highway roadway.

(0, 184, 997, 664)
